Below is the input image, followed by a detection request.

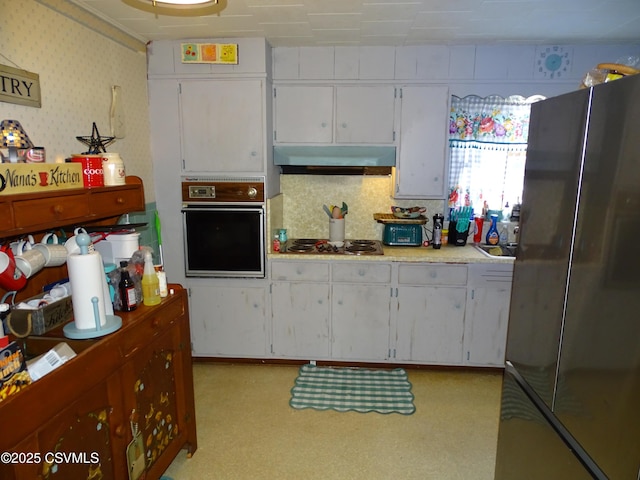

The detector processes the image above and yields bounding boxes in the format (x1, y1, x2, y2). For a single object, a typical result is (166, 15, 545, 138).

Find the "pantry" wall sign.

(0, 64, 41, 108)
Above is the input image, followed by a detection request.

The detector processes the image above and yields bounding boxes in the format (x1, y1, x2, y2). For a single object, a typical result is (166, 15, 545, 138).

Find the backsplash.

(273, 175, 445, 241)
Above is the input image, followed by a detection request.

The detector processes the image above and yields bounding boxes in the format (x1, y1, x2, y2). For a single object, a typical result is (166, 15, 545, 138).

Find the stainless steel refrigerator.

(494, 73, 640, 479)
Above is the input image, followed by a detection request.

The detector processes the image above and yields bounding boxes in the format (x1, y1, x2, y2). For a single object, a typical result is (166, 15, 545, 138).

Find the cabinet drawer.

(271, 261, 329, 282)
(90, 187, 145, 218)
(13, 193, 90, 229)
(120, 299, 185, 359)
(332, 263, 392, 283)
(0, 203, 13, 231)
(467, 263, 513, 288)
(398, 264, 468, 286)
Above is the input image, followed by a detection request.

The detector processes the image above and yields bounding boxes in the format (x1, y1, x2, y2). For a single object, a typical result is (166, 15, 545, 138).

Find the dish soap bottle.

(142, 251, 161, 306)
(486, 214, 500, 245)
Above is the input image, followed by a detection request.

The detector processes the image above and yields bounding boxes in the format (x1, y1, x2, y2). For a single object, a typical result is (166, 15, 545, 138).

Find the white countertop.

(268, 243, 514, 264)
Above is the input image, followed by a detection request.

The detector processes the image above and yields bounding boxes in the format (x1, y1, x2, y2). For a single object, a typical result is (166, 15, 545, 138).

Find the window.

(447, 94, 545, 219)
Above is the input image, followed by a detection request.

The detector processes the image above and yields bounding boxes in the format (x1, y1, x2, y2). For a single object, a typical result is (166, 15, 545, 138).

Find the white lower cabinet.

(271, 261, 331, 359)
(188, 282, 268, 358)
(395, 285, 467, 364)
(271, 282, 331, 359)
(463, 263, 514, 366)
(331, 284, 391, 361)
(394, 264, 468, 364)
(268, 259, 512, 367)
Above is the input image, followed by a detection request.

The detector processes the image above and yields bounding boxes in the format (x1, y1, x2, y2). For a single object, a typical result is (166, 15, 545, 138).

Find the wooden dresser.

(0, 176, 197, 479)
(0, 285, 197, 480)
(1, 176, 146, 302)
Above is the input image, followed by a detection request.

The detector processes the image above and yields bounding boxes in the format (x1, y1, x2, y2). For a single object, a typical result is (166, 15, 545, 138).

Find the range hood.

(274, 145, 395, 175)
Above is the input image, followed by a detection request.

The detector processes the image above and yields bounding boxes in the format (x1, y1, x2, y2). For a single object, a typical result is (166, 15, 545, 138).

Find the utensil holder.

(329, 218, 345, 242)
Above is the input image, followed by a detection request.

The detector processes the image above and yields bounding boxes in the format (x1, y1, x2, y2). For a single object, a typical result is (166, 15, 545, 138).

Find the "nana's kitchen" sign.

(0, 163, 83, 195)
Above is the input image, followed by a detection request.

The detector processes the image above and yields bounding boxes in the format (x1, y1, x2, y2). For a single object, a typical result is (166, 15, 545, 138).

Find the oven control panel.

(189, 185, 216, 199)
(182, 177, 265, 204)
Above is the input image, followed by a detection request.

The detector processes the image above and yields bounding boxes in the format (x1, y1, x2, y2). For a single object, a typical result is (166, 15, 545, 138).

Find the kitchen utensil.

(341, 202, 349, 217)
(322, 205, 332, 218)
(155, 211, 164, 267)
(332, 206, 342, 219)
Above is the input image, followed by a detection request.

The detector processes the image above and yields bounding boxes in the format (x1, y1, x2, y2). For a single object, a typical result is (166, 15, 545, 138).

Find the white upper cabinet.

(335, 86, 395, 144)
(179, 79, 264, 173)
(273, 85, 334, 143)
(273, 85, 395, 145)
(394, 85, 450, 199)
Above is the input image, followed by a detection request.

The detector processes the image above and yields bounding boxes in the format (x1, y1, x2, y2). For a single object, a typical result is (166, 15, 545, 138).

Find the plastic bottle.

(273, 235, 281, 252)
(156, 267, 168, 298)
(432, 214, 443, 249)
(142, 251, 161, 306)
(486, 214, 500, 245)
(499, 223, 509, 245)
(118, 262, 137, 312)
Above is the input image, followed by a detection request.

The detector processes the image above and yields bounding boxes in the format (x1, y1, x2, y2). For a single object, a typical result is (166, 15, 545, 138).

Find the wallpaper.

(0, 0, 155, 201)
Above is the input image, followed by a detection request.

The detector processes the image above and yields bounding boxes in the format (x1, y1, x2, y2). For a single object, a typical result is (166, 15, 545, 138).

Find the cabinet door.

(394, 85, 449, 198)
(36, 376, 125, 480)
(464, 286, 511, 366)
(179, 79, 264, 173)
(271, 282, 330, 359)
(189, 284, 267, 357)
(331, 284, 391, 361)
(120, 326, 189, 479)
(335, 86, 395, 144)
(395, 286, 466, 364)
(274, 85, 334, 143)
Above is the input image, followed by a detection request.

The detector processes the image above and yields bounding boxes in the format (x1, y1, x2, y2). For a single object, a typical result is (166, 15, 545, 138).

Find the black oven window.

(184, 209, 263, 275)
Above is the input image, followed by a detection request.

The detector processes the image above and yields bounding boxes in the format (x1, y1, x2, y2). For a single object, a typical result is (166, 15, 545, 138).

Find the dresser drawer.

(120, 298, 185, 359)
(271, 261, 329, 282)
(398, 264, 468, 286)
(90, 187, 145, 218)
(13, 193, 90, 229)
(332, 262, 392, 283)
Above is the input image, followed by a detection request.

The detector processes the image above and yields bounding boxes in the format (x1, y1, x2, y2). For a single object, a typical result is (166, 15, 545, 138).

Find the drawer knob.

(115, 424, 126, 438)
(116, 197, 125, 204)
(151, 318, 160, 327)
(52, 204, 64, 214)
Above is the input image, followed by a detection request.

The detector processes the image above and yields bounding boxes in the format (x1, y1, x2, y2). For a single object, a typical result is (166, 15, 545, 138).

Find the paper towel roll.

(67, 251, 107, 330)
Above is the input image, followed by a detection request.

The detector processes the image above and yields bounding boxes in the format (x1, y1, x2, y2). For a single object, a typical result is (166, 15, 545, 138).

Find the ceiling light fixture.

(123, 0, 227, 17)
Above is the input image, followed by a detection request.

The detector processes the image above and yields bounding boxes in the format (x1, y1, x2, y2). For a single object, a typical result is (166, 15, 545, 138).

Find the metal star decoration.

(76, 122, 115, 154)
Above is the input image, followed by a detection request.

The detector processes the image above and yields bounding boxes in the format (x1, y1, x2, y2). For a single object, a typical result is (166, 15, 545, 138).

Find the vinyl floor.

(162, 363, 502, 480)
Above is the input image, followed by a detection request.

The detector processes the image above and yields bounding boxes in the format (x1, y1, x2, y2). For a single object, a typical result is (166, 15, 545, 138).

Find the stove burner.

(281, 238, 384, 255)
(287, 244, 315, 253)
(346, 244, 376, 253)
(293, 239, 319, 246)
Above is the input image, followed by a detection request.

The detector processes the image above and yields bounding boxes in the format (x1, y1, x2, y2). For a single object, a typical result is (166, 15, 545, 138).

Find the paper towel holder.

(63, 296, 122, 339)
(63, 234, 122, 339)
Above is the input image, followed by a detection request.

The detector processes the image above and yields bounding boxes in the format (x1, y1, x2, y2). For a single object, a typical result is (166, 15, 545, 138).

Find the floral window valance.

(449, 95, 546, 145)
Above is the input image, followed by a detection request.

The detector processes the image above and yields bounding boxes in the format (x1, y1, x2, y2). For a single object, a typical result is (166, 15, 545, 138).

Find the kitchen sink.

(474, 243, 518, 259)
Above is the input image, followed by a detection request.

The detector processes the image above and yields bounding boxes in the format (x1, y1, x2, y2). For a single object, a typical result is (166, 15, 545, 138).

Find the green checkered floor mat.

(290, 364, 415, 415)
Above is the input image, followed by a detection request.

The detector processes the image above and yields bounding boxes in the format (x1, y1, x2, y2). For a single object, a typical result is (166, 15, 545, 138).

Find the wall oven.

(181, 176, 265, 278)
